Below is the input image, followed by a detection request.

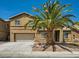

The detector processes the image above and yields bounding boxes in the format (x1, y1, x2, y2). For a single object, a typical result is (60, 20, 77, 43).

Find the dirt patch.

(32, 43, 79, 52)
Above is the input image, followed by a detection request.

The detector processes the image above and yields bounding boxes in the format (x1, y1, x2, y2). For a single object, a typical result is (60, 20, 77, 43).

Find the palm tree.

(25, 0, 75, 51)
(75, 22, 79, 25)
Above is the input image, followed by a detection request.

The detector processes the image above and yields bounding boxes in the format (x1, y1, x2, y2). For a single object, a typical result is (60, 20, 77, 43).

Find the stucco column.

(71, 31, 74, 43)
(59, 29, 63, 43)
(10, 32, 15, 42)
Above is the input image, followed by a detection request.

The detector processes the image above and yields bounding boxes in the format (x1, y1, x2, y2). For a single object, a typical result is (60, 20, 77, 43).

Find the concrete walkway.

(0, 51, 79, 58)
(0, 42, 79, 58)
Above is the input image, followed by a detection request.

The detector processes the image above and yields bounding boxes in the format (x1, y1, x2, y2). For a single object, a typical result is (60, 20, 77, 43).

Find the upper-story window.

(15, 19, 20, 26)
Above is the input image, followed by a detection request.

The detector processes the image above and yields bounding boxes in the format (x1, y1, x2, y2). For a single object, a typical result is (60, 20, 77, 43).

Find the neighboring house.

(10, 13, 79, 43)
(0, 19, 10, 41)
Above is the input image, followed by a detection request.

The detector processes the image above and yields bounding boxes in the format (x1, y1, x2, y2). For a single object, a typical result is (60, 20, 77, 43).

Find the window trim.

(15, 19, 20, 26)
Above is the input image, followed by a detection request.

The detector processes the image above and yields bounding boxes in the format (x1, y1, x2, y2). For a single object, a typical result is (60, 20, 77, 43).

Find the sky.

(0, 0, 79, 21)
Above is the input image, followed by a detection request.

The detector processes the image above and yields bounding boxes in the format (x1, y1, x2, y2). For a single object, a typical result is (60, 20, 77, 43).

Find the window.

(40, 32, 47, 39)
(15, 19, 20, 26)
(64, 31, 69, 38)
(64, 32, 68, 38)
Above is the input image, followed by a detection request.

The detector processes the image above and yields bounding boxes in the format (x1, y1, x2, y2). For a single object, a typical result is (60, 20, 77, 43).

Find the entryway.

(55, 30, 60, 42)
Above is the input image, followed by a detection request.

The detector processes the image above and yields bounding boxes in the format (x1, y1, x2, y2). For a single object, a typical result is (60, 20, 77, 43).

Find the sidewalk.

(0, 51, 79, 58)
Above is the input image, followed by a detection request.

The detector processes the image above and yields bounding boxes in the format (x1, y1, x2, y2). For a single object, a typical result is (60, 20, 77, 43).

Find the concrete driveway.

(0, 40, 34, 57)
(0, 41, 33, 52)
(0, 41, 79, 58)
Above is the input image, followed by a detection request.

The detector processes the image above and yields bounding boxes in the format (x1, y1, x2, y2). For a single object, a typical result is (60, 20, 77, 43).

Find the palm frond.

(63, 14, 75, 18)
(25, 0, 75, 32)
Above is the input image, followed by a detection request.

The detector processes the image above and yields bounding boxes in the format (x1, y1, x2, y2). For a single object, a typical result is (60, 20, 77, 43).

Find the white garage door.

(15, 33, 35, 42)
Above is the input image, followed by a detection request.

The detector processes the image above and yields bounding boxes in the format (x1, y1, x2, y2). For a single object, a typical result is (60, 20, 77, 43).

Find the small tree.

(25, 0, 75, 51)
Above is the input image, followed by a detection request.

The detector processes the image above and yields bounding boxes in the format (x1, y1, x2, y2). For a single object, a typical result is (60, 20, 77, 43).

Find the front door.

(55, 30, 60, 42)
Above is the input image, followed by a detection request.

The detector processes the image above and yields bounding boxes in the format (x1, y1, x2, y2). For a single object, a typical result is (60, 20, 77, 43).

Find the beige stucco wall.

(10, 15, 33, 26)
(63, 26, 72, 43)
(35, 31, 47, 43)
(72, 32, 79, 38)
(64, 30, 79, 43)
(35, 28, 64, 43)
(71, 31, 79, 43)
(10, 13, 79, 43)
(10, 14, 37, 42)
(64, 31, 72, 42)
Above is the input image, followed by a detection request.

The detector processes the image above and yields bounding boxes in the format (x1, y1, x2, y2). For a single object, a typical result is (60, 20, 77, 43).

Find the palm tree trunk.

(46, 29, 56, 51)
(46, 30, 52, 45)
(52, 29, 56, 51)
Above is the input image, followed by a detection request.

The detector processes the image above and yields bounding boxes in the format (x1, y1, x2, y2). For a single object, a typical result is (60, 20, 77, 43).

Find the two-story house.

(10, 12, 79, 43)
(10, 13, 37, 42)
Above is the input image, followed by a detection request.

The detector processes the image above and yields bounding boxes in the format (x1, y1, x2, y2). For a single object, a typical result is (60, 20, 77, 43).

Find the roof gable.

(9, 12, 35, 21)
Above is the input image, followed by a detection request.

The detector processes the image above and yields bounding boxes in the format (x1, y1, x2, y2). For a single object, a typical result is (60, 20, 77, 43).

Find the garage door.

(15, 33, 35, 42)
